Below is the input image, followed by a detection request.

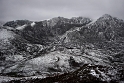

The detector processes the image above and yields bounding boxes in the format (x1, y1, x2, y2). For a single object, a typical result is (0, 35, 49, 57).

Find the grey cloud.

(0, 0, 124, 21)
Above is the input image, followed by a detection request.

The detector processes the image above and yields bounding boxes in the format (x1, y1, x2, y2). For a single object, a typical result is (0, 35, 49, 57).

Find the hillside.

(0, 14, 124, 83)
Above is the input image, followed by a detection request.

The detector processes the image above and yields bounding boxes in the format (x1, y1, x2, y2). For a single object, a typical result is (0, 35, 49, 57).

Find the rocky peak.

(60, 14, 124, 51)
(101, 14, 112, 19)
(79, 14, 124, 41)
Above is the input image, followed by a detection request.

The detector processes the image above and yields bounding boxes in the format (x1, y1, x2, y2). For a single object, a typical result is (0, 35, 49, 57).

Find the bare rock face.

(0, 14, 124, 83)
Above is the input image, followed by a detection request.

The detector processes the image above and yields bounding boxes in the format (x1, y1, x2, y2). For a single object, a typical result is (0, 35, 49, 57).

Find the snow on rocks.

(31, 22, 35, 27)
(16, 24, 27, 30)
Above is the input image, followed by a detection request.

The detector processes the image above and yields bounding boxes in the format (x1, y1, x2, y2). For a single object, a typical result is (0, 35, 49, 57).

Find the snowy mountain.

(0, 14, 124, 83)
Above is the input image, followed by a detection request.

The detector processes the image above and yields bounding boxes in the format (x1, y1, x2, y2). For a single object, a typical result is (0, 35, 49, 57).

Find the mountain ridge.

(0, 14, 124, 83)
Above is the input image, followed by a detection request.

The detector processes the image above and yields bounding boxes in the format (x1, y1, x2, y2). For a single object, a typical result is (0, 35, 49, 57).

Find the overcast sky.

(0, 0, 124, 21)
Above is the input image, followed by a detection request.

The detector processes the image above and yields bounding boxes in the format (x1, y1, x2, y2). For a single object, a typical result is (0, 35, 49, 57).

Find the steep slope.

(79, 14, 124, 42)
(61, 14, 124, 51)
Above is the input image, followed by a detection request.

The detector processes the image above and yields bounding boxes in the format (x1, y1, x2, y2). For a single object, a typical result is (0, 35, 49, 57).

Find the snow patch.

(31, 22, 35, 27)
(16, 24, 27, 30)
(90, 69, 97, 76)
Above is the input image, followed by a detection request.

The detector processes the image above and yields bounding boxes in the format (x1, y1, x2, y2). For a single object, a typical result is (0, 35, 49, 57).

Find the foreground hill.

(5, 64, 123, 83)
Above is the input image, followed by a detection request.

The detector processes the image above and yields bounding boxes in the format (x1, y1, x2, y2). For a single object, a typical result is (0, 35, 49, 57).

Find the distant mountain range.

(0, 14, 124, 83)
